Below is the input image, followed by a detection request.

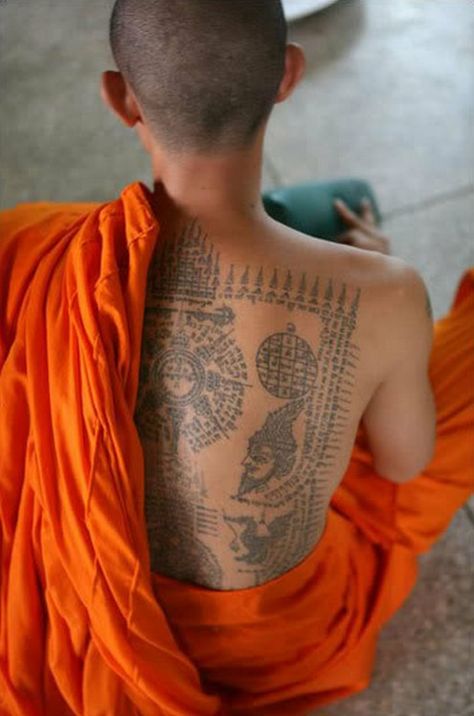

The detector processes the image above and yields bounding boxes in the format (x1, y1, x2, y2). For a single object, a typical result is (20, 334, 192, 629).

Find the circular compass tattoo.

(153, 349, 206, 406)
(256, 323, 318, 399)
(136, 305, 250, 454)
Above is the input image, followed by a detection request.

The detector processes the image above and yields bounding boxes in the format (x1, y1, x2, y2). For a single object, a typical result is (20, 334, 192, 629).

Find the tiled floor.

(322, 509, 474, 716)
(1, 1, 473, 714)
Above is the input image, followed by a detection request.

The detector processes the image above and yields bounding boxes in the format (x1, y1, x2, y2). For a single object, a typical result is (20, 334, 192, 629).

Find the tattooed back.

(135, 216, 384, 590)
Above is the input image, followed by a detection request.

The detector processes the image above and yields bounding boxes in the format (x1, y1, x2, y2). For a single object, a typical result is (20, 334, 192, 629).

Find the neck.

(148, 137, 268, 234)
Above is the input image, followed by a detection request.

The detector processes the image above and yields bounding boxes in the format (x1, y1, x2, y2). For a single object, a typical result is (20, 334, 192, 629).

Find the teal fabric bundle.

(262, 178, 382, 242)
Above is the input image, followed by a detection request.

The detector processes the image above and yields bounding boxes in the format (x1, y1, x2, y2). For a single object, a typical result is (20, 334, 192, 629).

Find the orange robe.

(1, 182, 472, 716)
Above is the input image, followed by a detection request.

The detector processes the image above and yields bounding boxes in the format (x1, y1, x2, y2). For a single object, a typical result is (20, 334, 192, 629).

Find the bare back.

(135, 215, 393, 589)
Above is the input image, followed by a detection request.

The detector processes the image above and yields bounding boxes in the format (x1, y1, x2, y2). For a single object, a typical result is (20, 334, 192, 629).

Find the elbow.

(374, 443, 436, 484)
(376, 410, 437, 484)
(375, 464, 421, 484)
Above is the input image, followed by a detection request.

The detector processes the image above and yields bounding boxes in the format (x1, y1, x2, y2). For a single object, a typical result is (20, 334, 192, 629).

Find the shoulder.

(365, 252, 427, 302)
(304, 241, 433, 356)
(287, 229, 426, 295)
(358, 252, 431, 328)
(0, 202, 100, 269)
(0, 201, 98, 233)
(346, 251, 433, 373)
(304, 241, 429, 314)
(256, 220, 430, 322)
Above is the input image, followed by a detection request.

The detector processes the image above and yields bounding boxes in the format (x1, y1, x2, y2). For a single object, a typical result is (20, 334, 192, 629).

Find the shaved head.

(109, 0, 287, 153)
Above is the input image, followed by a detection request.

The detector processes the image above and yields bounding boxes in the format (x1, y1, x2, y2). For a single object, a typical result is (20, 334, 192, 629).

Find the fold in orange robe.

(1, 182, 473, 716)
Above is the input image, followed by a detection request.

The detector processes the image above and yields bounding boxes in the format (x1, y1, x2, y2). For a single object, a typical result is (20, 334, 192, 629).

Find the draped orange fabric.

(1, 182, 473, 716)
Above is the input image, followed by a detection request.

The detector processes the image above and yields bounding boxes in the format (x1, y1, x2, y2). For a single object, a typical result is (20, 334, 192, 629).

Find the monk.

(0, 1, 472, 714)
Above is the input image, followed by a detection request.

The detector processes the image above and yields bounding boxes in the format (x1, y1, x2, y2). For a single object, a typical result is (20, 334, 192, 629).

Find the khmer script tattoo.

(229, 282, 359, 584)
(135, 219, 361, 588)
(143, 449, 223, 586)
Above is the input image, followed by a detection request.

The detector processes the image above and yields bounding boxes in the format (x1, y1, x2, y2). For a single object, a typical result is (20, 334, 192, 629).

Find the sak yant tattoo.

(143, 450, 223, 586)
(136, 220, 249, 453)
(229, 281, 360, 584)
(135, 218, 361, 588)
(236, 397, 305, 498)
(256, 326, 318, 399)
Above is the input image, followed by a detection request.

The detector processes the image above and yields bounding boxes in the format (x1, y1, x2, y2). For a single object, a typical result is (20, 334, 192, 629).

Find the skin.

(101, 45, 306, 237)
(101, 44, 436, 590)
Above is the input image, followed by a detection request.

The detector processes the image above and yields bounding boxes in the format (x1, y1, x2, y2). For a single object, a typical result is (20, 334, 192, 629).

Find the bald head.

(109, 0, 287, 153)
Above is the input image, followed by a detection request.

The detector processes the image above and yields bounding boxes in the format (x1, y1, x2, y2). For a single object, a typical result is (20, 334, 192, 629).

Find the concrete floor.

(1, 0, 473, 714)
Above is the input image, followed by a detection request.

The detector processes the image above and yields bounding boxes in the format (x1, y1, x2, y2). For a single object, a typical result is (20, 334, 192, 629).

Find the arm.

(362, 263, 436, 482)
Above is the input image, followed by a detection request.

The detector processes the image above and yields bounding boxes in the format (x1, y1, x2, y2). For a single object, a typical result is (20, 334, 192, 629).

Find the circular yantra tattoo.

(137, 310, 249, 453)
(153, 349, 206, 406)
(256, 324, 318, 399)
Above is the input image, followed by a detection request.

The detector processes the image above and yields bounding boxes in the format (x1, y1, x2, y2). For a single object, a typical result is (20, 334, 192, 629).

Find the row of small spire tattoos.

(153, 218, 361, 318)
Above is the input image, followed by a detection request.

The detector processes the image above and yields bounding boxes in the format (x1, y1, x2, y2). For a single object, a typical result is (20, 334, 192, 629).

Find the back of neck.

(148, 143, 268, 236)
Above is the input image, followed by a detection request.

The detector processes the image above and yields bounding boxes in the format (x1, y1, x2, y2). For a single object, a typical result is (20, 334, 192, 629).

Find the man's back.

(102, 0, 437, 591)
(135, 210, 435, 590)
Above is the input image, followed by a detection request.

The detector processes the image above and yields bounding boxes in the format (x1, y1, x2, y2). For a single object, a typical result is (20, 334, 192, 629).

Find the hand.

(334, 197, 391, 255)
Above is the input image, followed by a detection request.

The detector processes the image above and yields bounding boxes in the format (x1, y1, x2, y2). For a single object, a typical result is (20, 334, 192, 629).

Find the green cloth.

(262, 178, 381, 242)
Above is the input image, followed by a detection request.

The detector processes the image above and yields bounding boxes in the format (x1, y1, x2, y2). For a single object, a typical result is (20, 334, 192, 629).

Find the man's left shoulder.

(0, 200, 99, 236)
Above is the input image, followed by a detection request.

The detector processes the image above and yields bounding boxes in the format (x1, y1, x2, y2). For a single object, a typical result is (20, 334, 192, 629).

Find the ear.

(275, 43, 306, 104)
(100, 70, 142, 128)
